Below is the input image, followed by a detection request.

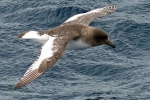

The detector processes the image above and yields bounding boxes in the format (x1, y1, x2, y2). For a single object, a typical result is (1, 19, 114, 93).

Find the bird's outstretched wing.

(62, 5, 117, 25)
(14, 35, 74, 90)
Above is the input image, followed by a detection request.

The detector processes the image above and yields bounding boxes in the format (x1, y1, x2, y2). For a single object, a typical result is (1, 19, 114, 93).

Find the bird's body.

(14, 5, 117, 90)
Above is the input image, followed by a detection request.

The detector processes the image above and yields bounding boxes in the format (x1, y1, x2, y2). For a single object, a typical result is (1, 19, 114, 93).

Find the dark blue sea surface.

(0, 0, 150, 100)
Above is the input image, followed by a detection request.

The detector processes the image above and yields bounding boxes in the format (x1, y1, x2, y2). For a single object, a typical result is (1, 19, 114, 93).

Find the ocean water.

(0, 0, 150, 100)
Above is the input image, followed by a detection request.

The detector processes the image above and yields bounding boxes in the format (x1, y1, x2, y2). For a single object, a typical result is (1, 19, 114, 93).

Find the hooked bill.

(14, 5, 117, 90)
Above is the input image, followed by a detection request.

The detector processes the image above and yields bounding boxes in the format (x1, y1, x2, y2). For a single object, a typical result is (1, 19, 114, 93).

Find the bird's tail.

(18, 31, 49, 43)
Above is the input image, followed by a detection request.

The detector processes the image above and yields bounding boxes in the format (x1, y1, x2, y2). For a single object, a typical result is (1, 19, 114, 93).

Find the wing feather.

(62, 5, 117, 25)
(14, 36, 73, 90)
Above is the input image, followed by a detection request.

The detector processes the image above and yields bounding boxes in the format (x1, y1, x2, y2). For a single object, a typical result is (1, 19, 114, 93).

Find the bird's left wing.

(62, 5, 117, 26)
(14, 35, 74, 90)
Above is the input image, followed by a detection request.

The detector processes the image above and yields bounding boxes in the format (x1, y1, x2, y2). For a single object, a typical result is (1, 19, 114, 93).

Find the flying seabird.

(14, 5, 117, 90)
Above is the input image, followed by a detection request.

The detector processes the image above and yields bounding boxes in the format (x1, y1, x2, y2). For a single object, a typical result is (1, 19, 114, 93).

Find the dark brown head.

(92, 29, 115, 48)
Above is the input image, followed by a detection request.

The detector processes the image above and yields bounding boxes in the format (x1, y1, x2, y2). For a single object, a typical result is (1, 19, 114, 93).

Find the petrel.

(14, 5, 117, 90)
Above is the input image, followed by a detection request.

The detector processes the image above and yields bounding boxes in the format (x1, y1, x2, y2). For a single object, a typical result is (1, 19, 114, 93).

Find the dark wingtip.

(13, 84, 19, 90)
(13, 87, 17, 90)
(105, 5, 117, 11)
(13, 80, 28, 90)
(13, 82, 23, 90)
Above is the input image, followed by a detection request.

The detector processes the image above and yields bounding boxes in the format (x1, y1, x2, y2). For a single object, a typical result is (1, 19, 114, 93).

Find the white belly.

(29, 34, 91, 50)
(66, 39, 91, 50)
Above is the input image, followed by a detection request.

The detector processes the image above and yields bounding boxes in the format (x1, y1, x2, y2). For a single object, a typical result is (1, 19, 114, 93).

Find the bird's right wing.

(14, 34, 77, 90)
(62, 5, 117, 25)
